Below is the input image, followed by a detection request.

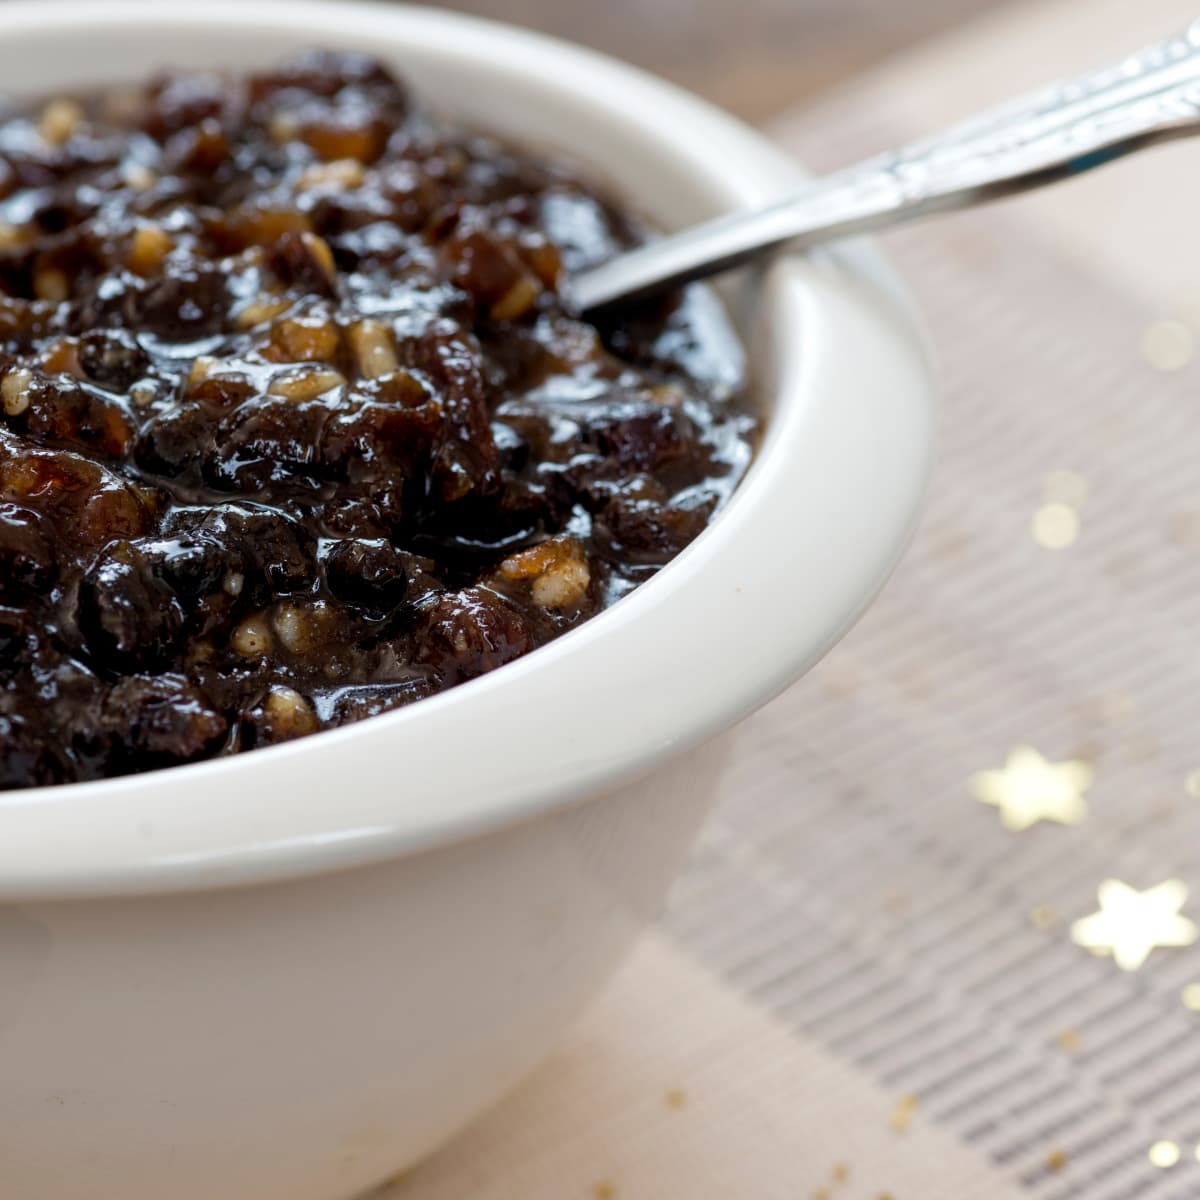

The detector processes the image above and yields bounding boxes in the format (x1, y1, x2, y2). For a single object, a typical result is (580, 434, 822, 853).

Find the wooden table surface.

(429, 0, 1016, 123)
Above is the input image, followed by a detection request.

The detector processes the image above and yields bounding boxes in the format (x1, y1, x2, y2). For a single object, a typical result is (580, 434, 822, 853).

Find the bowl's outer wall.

(2, 745, 729, 1199)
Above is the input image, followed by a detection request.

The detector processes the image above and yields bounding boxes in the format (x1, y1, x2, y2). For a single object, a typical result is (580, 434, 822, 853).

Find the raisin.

(134, 264, 229, 341)
(0, 502, 54, 596)
(322, 538, 408, 618)
(78, 329, 150, 391)
(97, 674, 227, 761)
(415, 586, 530, 685)
(593, 400, 694, 474)
(77, 542, 185, 669)
(166, 503, 314, 599)
(143, 73, 228, 140)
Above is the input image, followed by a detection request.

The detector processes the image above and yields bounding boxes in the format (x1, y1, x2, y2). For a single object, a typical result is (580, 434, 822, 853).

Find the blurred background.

(432, 0, 1014, 122)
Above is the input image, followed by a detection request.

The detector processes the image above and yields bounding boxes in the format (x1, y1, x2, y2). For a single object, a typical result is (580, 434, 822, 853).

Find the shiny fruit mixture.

(0, 52, 755, 786)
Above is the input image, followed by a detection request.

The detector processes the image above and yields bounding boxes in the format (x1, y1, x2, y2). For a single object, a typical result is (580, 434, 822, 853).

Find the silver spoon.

(571, 21, 1200, 313)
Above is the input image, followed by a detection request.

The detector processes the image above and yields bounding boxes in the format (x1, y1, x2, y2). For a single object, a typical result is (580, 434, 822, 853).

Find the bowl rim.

(0, 0, 938, 898)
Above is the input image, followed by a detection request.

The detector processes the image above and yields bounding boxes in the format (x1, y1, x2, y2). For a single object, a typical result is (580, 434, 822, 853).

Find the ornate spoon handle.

(572, 22, 1200, 312)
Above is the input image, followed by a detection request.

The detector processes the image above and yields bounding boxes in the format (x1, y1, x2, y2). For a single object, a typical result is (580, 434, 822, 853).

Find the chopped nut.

(272, 603, 308, 653)
(265, 315, 339, 363)
(296, 158, 366, 192)
(33, 267, 69, 304)
(129, 380, 157, 408)
(38, 98, 84, 146)
(222, 571, 244, 597)
(531, 560, 590, 608)
(187, 356, 217, 388)
(489, 273, 540, 321)
(120, 162, 157, 191)
(232, 614, 273, 657)
(1, 369, 33, 417)
(0, 222, 25, 249)
(263, 685, 319, 737)
(300, 232, 337, 288)
(525, 240, 562, 289)
(268, 366, 346, 403)
(500, 537, 591, 609)
(268, 113, 301, 144)
(499, 536, 582, 581)
(234, 297, 291, 330)
(647, 383, 686, 407)
(347, 319, 398, 379)
(128, 223, 173, 276)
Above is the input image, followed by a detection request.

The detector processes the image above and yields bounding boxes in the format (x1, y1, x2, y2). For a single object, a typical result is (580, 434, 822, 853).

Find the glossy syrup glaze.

(0, 52, 756, 786)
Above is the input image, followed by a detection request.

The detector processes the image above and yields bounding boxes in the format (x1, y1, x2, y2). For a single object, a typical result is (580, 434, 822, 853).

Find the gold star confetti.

(1142, 320, 1194, 372)
(1071, 880, 1198, 971)
(1030, 904, 1058, 929)
(1057, 1028, 1082, 1054)
(1182, 983, 1200, 1011)
(1046, 1149, 1069, 1171)
(832, 1163, 849, 1183)
(970, 747, 1093, 831)
(1031, 502, 1080, 549)
(1149, 1140, 1181, 1168)
(889, 1093, 918, 1133)
(593, 1183, 617, 1199)
(664, 1087, 687, 1111)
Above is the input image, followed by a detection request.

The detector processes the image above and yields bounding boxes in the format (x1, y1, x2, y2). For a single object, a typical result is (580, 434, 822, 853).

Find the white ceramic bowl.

(0, 4, 937, 1198)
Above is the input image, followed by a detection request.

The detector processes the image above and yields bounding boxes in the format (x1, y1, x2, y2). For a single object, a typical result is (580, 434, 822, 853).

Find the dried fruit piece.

(264, 314, 339, 363)
(128, 223, 173, 276)
(33, 266, 69, 303)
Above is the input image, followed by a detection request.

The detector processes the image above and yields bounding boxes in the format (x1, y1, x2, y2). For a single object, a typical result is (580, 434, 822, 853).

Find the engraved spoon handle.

(571, 22, 1200, 312)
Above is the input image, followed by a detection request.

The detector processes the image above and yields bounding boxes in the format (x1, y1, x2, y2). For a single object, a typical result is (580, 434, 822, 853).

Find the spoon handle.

(572, 22, 1200, 312)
